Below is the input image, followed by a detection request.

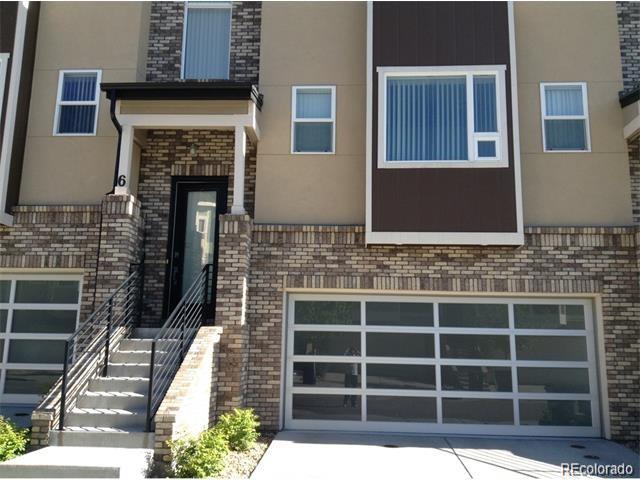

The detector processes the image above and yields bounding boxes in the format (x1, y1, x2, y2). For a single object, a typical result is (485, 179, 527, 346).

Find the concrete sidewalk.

(251, 431, 640, 480)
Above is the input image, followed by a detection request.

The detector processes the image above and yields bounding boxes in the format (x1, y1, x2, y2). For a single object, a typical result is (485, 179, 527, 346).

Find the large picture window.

(53, 70, 101, 136)
(378, 65, 508, 168)
(0, 274, 81, 406)
(540, 83, 590, 152)
(182, 1, 232, 80)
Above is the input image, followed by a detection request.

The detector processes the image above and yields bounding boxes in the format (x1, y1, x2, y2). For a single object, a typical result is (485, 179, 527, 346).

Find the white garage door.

(284, 294, 601, 437)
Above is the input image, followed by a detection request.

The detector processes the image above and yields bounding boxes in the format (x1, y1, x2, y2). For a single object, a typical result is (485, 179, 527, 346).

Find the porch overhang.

(101, 81, 262, 215)
(620, 87, 640, 141)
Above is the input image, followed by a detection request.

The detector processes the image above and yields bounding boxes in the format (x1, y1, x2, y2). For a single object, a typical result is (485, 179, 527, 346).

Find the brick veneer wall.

(617, 1, 640, 92)
(154, 326, 222, 463)
(137, 130, 256, 326)
(214, 215, 252, 414)
(246, 224, 640, 449)
(146, 1, 261, 83)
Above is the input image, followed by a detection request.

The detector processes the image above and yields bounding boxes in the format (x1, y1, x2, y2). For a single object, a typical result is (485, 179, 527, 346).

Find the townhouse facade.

(0, 0, 638, 453)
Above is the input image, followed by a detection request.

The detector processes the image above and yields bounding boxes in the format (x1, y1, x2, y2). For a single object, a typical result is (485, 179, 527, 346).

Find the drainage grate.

(584, 454, 600, 460)
(382, 444, 399, 448)
(570, 444, 586, 449)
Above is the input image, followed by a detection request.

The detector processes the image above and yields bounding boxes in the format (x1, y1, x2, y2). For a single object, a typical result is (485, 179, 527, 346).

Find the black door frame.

(163, 176, 228, 323)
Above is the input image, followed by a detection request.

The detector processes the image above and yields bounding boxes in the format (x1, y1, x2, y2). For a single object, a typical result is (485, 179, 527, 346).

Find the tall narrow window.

(54, 70, 101, 136)
(183, 1, 232, 80)
(379, 66, 508, 167)
(541, 83, 590, 152)
(292, 86, 336, 154)
(0, 53, 9, 118)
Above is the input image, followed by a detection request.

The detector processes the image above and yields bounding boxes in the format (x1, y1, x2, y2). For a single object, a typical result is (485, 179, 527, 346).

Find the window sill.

(542, 149, 591, 154)
(291, 151, 336, 155)
(377, 159, 509, 169)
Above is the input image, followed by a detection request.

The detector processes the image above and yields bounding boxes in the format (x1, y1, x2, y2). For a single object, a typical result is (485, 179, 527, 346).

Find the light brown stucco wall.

(515, 2, 633, 225)
(254, 1, 366, 224)
(19, 2, 148, 205)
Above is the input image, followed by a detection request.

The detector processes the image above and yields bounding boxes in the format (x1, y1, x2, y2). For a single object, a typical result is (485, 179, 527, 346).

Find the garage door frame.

(284, 293, 601, 437)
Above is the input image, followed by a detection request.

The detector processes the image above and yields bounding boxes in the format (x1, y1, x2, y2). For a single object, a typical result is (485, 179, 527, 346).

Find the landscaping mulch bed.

(217, 432, 275, 480)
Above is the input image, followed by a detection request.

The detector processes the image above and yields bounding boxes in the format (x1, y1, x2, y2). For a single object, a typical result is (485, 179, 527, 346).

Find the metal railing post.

(180, 303, 186, 361)
(103, 299, 113, 377)
(59, 340, 70, 430)
(145, 341, 156, 432)
(138, 260, 145, 327)
(202, 265, 210, 324)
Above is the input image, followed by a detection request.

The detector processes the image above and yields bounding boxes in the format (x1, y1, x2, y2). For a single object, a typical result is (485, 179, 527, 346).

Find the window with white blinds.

(182, 1, 232, 80)
(378, 66, 509, 168)
(53, 70, 101, 136)
(540, 83, 590, 152)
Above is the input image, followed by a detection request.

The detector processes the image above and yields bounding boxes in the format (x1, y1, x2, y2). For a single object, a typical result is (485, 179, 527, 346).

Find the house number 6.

(117, 175, 127, 187)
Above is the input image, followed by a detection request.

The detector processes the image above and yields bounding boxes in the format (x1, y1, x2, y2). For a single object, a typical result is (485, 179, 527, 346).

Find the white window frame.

(377, 65, 509, 169)
(0, 53, 9, 120)
(284, 293, 601, 437)
(180, 1, 233, 81)
(540, 82, 591, 153)
(53, 69, 101, 137)
(0, 273, 82, 405)
(291, 85, 336, 155)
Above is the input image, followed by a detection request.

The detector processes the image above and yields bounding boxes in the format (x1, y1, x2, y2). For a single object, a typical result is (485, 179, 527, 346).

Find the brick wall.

(137, 130, 256, 325)
(617, 1, 640, 92)
(146, 1, 261, 83)
(246, 225, 640, 449)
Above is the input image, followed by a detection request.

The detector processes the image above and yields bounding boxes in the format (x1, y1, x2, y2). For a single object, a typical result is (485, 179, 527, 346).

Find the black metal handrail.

(57, 265, 144, 430)
(145, 264, 212, 431)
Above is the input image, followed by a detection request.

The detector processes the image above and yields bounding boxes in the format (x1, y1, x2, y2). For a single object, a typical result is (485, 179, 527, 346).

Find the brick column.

(214, 214, 252, 415)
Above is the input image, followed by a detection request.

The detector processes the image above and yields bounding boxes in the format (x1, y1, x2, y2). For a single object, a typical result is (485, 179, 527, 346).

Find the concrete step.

(50, 429, 154, 449)
(77, 391, 147, 410)
(132, 328, 159, 339)
(118, 339, 153, 352)
(88, 377, 149, 394)
(65, 407, 146, 429)
(0, 446, 152, 478)
(110, 349, 151, 364)
(107, 363, 151, 378)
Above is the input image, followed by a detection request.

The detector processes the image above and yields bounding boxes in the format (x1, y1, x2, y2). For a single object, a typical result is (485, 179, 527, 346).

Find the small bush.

(170, 428, 228, 478)
(0, 416, 28, 462)
(216, 408, 260, 452)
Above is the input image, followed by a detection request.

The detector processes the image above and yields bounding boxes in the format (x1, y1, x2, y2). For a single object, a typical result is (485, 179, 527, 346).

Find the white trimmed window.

(54, 70, 101, 136)
(291, 86, 336, 154)
(182, 1, 232, 80)
(540, 83, 590, 152)
(378, 65, 508, 168)
(0, 275, 81, 405)
(0, 53, 9, 118)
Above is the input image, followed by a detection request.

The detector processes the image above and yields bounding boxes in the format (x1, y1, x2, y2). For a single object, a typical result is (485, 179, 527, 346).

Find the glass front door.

(166, 178, 227, 319)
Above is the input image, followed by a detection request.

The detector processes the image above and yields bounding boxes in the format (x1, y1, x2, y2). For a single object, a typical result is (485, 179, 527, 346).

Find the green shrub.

(169, 428, 228, 478)
(216, 408, 260, 452)
(0, 416, 28, 462)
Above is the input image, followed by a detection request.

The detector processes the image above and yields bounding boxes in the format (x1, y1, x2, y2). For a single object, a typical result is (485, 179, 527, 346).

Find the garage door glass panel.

(366, 302, 433, 326)
(3, 370, 61, 395)
(439, 304, 508, 328)
(8, 340, 66, 364)
(11, 310, 78, 334)
(294, 332, 360, 356)
(514, 305, 585, 330)
(441, 366, 512, 392)
(293, 362, 360, 388)
(367, 364, 435, 390)
(440, 334, 510, 359)
(518, 367, 590, 394)
(0, 310, 6, 331)
(367, 396, 436, 422)
(367, 333, 434, 358)
(516, 336, 587, 361)
(0, 281, 9, 302)
(292, 394, 361, 421)
(295, 301, 360, 325)
(443, 398, 514, 424)
(14, 281, 79, 304)
(519, 400, 592, 426)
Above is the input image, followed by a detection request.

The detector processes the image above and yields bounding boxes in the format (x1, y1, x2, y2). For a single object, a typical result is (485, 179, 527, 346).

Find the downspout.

(93, 91, 122, 308)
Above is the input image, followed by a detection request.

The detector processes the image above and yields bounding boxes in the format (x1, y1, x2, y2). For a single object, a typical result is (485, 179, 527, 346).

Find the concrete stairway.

(49, 332, 157, 449)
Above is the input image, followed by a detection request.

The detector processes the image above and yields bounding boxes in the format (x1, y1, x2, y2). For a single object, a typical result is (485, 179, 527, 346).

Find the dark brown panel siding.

(371, 1, 517, 233)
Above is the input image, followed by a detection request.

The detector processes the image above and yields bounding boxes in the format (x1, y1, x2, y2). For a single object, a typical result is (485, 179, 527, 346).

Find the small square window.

(292, 86, 335, 154)
(541, 83, 590, 152)
(477, 140, 497, 158)
(54, 70, 101, 135)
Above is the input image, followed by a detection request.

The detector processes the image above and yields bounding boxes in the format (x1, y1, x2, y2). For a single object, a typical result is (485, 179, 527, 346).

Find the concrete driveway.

(251, 431, 639, 480)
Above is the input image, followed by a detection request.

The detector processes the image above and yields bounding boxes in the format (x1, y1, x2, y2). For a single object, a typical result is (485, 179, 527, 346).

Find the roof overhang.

(620, 87, 640, 141)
